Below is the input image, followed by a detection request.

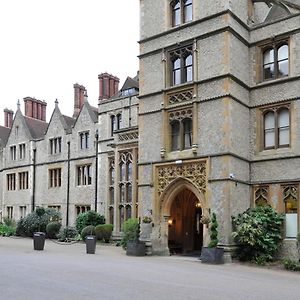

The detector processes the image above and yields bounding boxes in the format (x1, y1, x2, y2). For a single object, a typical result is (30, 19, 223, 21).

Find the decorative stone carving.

(156, 161, 206, 196)
(118, 131, 138, 142)
(254, 186, 269, 206)
(168, 89, 193, 105)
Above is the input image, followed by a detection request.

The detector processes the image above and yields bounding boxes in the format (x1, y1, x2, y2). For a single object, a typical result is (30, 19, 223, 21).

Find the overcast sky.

(0, 0, 139, 124)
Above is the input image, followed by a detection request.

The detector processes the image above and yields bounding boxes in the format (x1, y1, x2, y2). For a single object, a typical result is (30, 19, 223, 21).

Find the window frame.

(79, 131, 90, 150)
(261, 104, 290, 150)
(76, 164, 92, 186)
(261, 41, 289, 82)
(170, 0, 193, 27)
(169, 46, 193, 86)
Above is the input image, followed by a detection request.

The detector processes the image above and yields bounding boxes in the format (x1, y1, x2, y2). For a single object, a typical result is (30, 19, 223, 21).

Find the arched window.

(278, 108, 289, 147)
(263, 48, 275, 80)
(110, 115, 115, 136)
(171, 0, 192, 27)
(125, 205, 132, 220)
(277, 44, 289, 77)
(170, 46, 193, 86)
(183, 118, 192, 149)
(283, 185, 298, 238)
(264, 111, 275, 149)
(262, 43, 289, 81)
(120, 162, 125, 181)
(120, 184, 125, 203)
(172, 57, 181, 85)
(171, 121, 180, 151)
(183, 0, 193, 23)
(171, 0, 181, 27)
(127, 161, 132, 181)
(184, 54, 193, 82)
(262, 106, 290, 150)
(117, 113, 122, 130)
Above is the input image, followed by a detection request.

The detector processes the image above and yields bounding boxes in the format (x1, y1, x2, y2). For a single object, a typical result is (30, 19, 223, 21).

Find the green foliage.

(95, 224, 113, 242)
(46, 221, 62, 239)
(75, 210, 105, 234)
(0, 223, 16, 236)
(208, 213, 219, 248)
(232, 206, 284, 262)
(121, 218, 140, 249)
(57, 226, 78, 242)
(283, 258, 300, 271)
(3, 217, 16, 227)
(81, 225, 96, 240)
(16, 208, 61, 237)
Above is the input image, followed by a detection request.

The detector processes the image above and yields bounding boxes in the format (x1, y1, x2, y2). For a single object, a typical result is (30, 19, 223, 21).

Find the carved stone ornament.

(157, 161, 206, 196)
(168, 89, 193, 105)
(118, 131, 138, 142)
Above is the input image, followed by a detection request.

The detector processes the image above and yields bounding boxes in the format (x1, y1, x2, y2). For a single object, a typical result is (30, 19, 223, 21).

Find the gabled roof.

(62, 115, 76, 131)
(73, 100, 98, 127)
(24, 116, 48, 140)
(0, 126, 10, 147)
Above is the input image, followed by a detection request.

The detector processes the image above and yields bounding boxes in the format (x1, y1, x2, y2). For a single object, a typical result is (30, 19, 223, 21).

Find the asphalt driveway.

(0, 237, 299, 300)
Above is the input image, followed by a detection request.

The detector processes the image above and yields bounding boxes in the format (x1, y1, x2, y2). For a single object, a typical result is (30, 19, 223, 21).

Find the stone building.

(137, 0, 300, 259)
(0, 0, 299, 260)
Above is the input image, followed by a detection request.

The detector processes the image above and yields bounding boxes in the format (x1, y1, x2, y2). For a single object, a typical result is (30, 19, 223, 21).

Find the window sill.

(165, 149, 194, 160)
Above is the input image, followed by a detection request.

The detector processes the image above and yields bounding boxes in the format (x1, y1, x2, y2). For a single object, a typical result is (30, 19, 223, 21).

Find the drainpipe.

(66, 141, 70, 226)
(94, 130, 99, 212)
(32, 148, 37, 212)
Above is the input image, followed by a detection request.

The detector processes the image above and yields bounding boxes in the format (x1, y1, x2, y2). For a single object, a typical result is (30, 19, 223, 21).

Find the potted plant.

(121, 218, 145, 256)
(33, 207, 46, 251)
(201, 213, 224, 264)
(140, 216, 153, 242)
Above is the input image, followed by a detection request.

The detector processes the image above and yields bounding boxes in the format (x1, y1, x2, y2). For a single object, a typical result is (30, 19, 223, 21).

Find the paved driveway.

(0, 237, 299, 300)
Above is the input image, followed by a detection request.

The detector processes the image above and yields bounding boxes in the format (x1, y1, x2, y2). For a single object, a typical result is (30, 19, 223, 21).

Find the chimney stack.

(4, 109, 14, 128)
(73, 83, 86, 118)
(98, 73, 119, 100)
(24, 97, 47, 121)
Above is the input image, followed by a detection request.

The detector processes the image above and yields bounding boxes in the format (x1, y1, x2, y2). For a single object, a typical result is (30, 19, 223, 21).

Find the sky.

(0, 0, 139, 124)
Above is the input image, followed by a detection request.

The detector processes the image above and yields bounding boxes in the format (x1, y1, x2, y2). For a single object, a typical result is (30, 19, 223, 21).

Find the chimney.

(73, 83, 86, 118)
(4, 109, 14, 128)
(23, 97, 47, 121)
(98, 73, 119, 100)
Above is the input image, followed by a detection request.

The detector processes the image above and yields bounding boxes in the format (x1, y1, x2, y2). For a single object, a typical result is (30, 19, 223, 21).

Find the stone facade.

(0, 1, 299, 259)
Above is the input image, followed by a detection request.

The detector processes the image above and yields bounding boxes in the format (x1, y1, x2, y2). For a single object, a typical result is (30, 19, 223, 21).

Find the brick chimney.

(98, 73, 119, 100)
(24, 97, 47, 121)
(73, 83, 86, 118)
(4, 109, 14, 128)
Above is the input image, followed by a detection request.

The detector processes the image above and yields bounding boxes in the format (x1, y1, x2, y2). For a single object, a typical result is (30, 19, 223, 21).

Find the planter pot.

(85, 235, 96, 254)
(201, 247, 224, 264)
(33, 232, 46, 251)
(126, 241, 146, 256)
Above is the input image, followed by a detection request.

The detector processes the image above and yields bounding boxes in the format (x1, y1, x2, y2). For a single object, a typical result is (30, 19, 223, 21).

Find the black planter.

(33, 232, 46, 251)
(201, 247, 224, 264)
(126, 241, 146, 256)
(85, 235, 96, 254)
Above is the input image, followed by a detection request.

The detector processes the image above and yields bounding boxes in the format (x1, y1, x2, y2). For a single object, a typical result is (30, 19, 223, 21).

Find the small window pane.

(263, 49, 274, 64)
(172, 2, 181, 26)
(278, 44, 288, 61)
(184, 0, 193, 23)
(183, 118, 192, 149)
(278, 109, 289, 127)
(279, 128, 289, 146)
(278, 61, 288, 77)
(171, 121, 180, 151)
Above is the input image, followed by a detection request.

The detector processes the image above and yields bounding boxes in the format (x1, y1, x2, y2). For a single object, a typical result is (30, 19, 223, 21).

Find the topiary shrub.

(57, 226, 78, 242)
(16, 208, 61, 237)
(232, 206, 284, 262)
(75, 210, 105, 234)
(81, 225, 96, 241)
(95, 224, 113, 242)
(208, 213, 219, 248)
(121, 218, 139, 249)
(46, 221, 62, 239)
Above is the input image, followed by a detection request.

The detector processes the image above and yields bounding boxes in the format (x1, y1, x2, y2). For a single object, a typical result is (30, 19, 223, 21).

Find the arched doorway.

(167, 188, 203, 255)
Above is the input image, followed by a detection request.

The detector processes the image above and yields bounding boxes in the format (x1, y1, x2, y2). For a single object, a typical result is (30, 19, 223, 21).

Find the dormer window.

(49, 137, 62, 155)
(121, 88, 137, 97)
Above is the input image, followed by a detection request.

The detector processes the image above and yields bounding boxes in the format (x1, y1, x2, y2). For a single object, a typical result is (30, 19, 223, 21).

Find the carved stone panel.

(156, 161, 206, 196)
